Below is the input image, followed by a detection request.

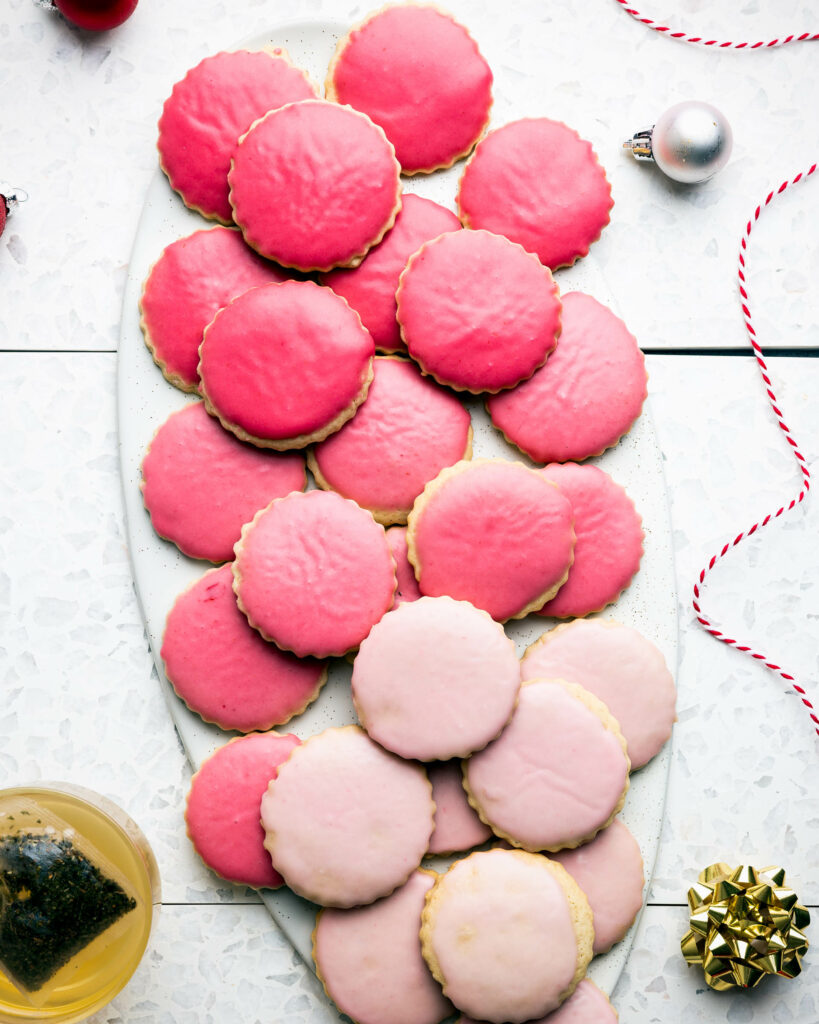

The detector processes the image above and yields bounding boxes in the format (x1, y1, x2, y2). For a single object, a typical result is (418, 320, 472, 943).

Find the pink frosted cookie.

(199, 280, 374, 450)
(457, 118, 613, 270)
(407, 459, 575, 622)
(427, 762, 492, 855)
(386, 527, 422, 608)
(308, 357, 473, 525)
(520, 620, 676, 769)
(487, 291, 647, 463)
(261, 725, 434, 907)
(139, 226, 286, 392)
(158, 49, 316, 223)
(457, 980, 618, 1024)
(420, 849, 593, 1023)
(161, 564, 327, 732)
(228, 100, 402, 271)
(352, 596, 520, 761)
(321, 193, 461, 353)
(537, 463, 643, 618)
(185, 731, 300, 888)
(313, 869, 452, 1024)
(464, 679, 630, 852)
(233, 490, 396, 658)
(396, 230, 561, 394)
(326, 5, 492, 174)
(140, 401, 306, 562)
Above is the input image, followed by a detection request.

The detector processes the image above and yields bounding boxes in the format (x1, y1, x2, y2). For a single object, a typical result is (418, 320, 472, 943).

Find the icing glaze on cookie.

(520, 619, 676, 769)
(487, 292, 647, 463)
(141, 401, 306, 562)
(158, 49, 316, 223)
(457, 979, 618, 1024)
(309, 356, 473, 524)
(233, 490, 396, 658)
(198, 280, 374, 449)
(326, 5, 492, 174)
(386, 527, 422, 607)
(427, 761, 492, 855)
(396, 230, 561, 394)
(228, 100, 402, 271)
(457, 118, 613, 270)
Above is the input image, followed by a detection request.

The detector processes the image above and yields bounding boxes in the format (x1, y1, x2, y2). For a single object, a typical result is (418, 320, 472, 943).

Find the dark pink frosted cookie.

(427, 762, 492, 855)
(386, 527, 422, 608)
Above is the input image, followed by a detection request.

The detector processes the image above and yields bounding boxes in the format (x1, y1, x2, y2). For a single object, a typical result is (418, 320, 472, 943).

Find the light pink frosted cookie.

(313, 869, 452, 1024)
(520, 620, 676, 769)
(308, 357, 473, 525)
(386, 527, 422, 608)
(352, 596, 520, 761)
(457, 980, 618, 1024)
(228, 100, 402, 271)
(261, 725, 434, 907)
(185, 731, 300, 888)
(421, 849, 593, 1023)
(140, 401, 306, 562)
(457, 118, 613, 270)
(407, 459, 575, 622)
(427, 762, 492, 855)
(161, 564, 327, 732)
(464, 679, 630, 852)
(538, 463, 643, 618)
(139, 226, 287, 392)
(321, 194, 461, 353)
(487, 292, 647, 463)
(158, 49, 316, 223)
(199, 280, 374, 450)
(326, 5, 492, 174)
(396, 230, 561, 394)
(233, 490, 396, 658)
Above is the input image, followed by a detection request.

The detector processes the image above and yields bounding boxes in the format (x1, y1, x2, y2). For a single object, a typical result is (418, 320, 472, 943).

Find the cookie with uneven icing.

(141, 401, 306, 562)
(326, 4, 492, 174)
(426, 761, 492, 856)
(158, 49, 316, 223)
(185, 731, 300, 888)
(161, 564, 327, 732)
(456, 979, 618, 1024)
(421, 849, 593, 1023)
(321, 194, 461, 353)
(228, 100, 402, 271)
(487, 292, 647, 463)
(313, 869, 452, 1024)
(352, 596, 520, 761)
(233, 490, 396, 658)
(386, 527, 422, 608)
(308, 357, 473, 524)
(407, 459, 575, 622)
(261, 725, 434, 907)
(464, 679, 630, 852)
(198, 280, 375, 450)
(457, 118, 613, 270)
(520, 619, 676, 769)
(139, 226, 287, 392)
(396, 230, 561, 394)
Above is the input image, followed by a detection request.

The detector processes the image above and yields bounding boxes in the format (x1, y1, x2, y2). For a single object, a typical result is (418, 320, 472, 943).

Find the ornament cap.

(0, 183, 29, 214)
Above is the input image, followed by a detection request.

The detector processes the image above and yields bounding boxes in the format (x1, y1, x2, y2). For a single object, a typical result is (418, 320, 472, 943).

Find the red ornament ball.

(0, 202, 6, 241)
(53, 0, 138, 31)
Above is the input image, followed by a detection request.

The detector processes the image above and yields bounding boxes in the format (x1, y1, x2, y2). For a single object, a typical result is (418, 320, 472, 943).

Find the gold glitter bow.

(681, 863, 810, 990)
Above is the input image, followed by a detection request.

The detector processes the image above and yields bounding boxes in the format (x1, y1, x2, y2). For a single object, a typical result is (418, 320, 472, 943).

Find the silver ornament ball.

(624, 101, 733, 184)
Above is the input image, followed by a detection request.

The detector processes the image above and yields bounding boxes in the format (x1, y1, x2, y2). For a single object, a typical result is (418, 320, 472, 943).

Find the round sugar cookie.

(139, 226, 287, 392)
(141, 401, 306, 562)
(464, 679, 630, 852)
(420, 849, 593, 1023)
(321, 194, 461, 353)
(161, 564, 327, 732)
(538, 463, 643, 618)
(199, 280, 374, 450)
(233, 490, 396, 658)
(326, 5, 492, 174)
(427, 762, 492, 856)
(313, 869, 452, 1024)
(185, 731, 300, 888)
(457, 118, 613, 270)
(158, 49, 316, 223)
(386, 527, 422, 608)
(457, 980, 618, 1024)
(308, 356, 473, 525)
(520, 620, 676, 769)
(228, 100, 402, 271)
(352, 596, 520, 761)
(487, 291, 647, 463)
(396, 230, 561, 394)
(261, 725, 434, 907)
(407, 459, 575, 622)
